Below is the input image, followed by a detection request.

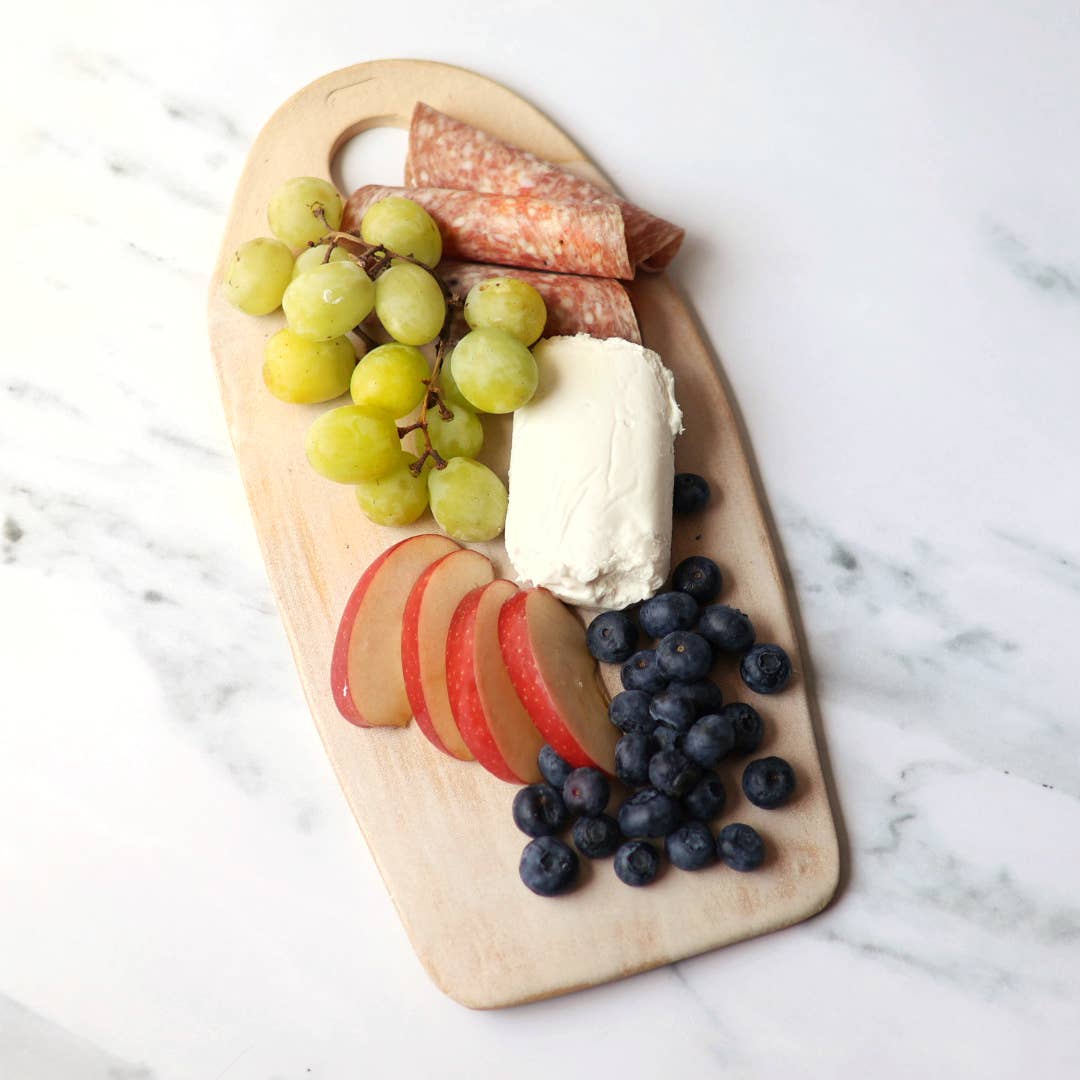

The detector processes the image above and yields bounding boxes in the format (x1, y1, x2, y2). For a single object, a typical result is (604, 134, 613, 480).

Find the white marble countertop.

(3, 1, 1079, 1076)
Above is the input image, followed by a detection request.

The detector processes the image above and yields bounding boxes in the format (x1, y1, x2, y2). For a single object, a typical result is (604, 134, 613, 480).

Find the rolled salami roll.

(406, 102, 684, 273)
(438, 260, 641, 345)
(342, 185, 633, 280)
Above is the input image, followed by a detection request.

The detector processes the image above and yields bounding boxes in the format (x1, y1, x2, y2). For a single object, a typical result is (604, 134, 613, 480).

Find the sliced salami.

(438, 260, 640, 344)
(406, 102, 684, 273)
(342, 185, 633, 280)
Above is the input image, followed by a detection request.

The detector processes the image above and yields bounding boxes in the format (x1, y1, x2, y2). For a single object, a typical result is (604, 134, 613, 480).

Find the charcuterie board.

(207, 59, 839, 1008)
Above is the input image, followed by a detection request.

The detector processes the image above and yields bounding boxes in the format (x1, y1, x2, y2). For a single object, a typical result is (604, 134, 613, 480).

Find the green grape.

(428, 458, 508, 542)
(291, 243, 351, 279)
(360, 197, 442, 268)
(224, 237, 294, 315)
(449, 327, 539, 413)
(268, 176, 343, 250)
(304, 405, 401, 484)
(262, 329, 356, 404)
(355, 450, 431, 526)
(349, 343, 429, 418)
(427, 406, 484, 460)
(464, 277, 547, 345)
(283, 261, 375, 341)
(374, 261, 446, 346)
(434, 359, 471, 409)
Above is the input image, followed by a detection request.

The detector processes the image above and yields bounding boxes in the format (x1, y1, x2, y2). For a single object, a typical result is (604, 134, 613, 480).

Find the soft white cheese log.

(505, 334, 683, 609)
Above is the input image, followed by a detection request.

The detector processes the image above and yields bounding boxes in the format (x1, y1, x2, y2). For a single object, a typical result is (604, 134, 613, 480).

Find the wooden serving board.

(208, 59, 839, 1009)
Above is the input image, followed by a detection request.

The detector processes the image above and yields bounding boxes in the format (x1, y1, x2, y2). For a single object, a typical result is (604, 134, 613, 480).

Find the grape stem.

(317, 228, 463, 477)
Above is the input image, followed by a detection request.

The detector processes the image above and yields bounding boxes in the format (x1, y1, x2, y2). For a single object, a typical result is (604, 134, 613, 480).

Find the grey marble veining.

(3, 2, 1080, 1078)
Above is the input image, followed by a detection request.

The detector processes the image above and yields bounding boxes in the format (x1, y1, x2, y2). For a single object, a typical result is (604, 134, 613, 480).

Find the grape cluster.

(222, 176, 548, 543)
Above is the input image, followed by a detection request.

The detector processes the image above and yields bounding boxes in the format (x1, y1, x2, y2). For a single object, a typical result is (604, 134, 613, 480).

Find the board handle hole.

(330, 121, 409, 198)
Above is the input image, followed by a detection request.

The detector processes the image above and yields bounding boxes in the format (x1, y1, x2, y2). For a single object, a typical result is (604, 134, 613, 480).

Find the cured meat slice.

(438, 260, 641, 345)
(406, 102, 684, 273)
(342, 185, 633, 280)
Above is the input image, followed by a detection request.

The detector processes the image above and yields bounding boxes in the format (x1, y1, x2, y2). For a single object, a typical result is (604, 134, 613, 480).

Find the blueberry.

(519, 835, 579, 896)
(671, 556, 722, 604)
(640, 591, 698, 639)
(617, 788, 682, 838)
(656, 631, 712, 681)
(620, 649, 668, 693)
(538, 745, 572, 789)
(673, 473, 710, 515)
(614, 840, 661, 886)
(586, 610, 638, 664)
(615, 733, 652, 787)
(512, 784, 569, 837)
(683, 773, 727, 822)
(648, 748, 700, 798)
(652, 725, 682, 752)
(563, 767, 610, 817)
(648, 689, 696, 733)
(740, 643, 792, 694)
(699, 605, 756, 653)
(742, 756, 796, 809)
(724, 702, 764, 754)
(572, 814, 622, 859)
(683, 712, 736, 768)
(609, 690, 656, 734)
(669, 678, 724, 718)
(717, 822, 766, 871)
(666, 820, 717, 871)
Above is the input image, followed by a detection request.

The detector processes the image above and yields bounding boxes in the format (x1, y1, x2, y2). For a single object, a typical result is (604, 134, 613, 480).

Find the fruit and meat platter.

(210, 62, 837, 1005)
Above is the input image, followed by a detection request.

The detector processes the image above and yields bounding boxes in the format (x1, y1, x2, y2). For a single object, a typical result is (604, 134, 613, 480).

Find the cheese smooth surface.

(505, 335, 683, 608)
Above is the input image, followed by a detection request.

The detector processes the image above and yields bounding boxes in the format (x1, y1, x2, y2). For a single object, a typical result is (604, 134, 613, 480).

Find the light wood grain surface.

(207, 59, 839, 1009)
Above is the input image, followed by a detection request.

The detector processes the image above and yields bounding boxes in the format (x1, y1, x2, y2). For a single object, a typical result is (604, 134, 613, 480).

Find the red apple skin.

(449, 587, 548, 781)
(498, 589, 613, 772)
(401, 555, 453, 755)
(330, 534, 459, 727)
(401, 548, 493, 761)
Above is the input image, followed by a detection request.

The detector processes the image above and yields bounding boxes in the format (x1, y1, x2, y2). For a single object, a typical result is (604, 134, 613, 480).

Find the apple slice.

(331, 534, 460, 727)
(402, 548, 495, 760)
(446, 580, 545, 784)
(498, 588, 617, 773)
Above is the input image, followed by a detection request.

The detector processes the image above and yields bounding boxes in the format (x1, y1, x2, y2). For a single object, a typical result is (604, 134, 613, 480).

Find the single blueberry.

(742, 756, 796, 809)
(669, 678, 724, 719)
(717, 822, 766, 871)
(613, 840, 661, 886)
(683, 712, 736, 768)
(620, 649, 669, 693)
(563, 767, 610, 817)
(683, 773, 727, 822)
(615, 732, 652, 787)
(673, 473, 710, 515)
(609, 690, 656, 734)
(572, 814, 622, 859)
(519, 835, 579, 896)
(586, 610, 639, 664)
(652, 725, 682, 752)
(640, 591, 698, 639)
(648, 748, 700, 798)
(617, 788, 683, 838)
(538, 745, 572, 789)
(699, 604, 756, 653)
(512, 783, 569, 837)
(666, 820, 717, 871)
(671, 556, 722, 604)
(656, 631, 712, 682)
(740, 643, 793, 694)
(649, 689, 696, 733)
(723, 702, 764, 754)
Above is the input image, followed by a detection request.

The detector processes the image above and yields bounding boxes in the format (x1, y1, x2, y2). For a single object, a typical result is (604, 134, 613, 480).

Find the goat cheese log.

(438, 261, 641, 344)
(406, 102, 685, 273)
(342, 185, 633, 280)
(505, 335, 683, 610)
